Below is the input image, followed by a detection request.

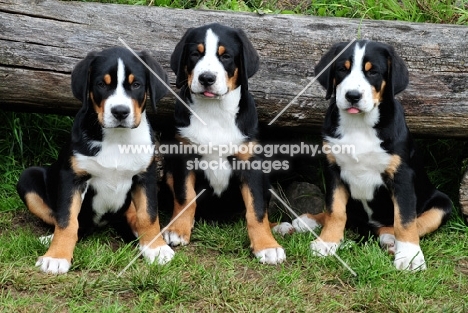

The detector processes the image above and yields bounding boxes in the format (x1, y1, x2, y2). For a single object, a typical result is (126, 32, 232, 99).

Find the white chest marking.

(326, 112, 390, 201)
(179, 87, 245, 196)
(75, 113, 153, 223)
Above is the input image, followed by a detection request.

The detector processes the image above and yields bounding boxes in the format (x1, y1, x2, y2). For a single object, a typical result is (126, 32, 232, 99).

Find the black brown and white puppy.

(281, 40, 452, 270)
(17, 47, 174, 274)
(163, 23, 285, 264)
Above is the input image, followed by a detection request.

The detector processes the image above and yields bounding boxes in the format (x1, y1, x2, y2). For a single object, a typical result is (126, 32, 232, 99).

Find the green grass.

(2, 0, 468, 311)
(80, 0, 468, 24)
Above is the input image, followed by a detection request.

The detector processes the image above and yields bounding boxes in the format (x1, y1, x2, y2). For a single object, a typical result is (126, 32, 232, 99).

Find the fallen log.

(0, 0, 467, 137)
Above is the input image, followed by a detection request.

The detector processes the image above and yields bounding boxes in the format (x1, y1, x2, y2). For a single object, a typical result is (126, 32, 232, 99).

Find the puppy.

(17, 47, 174, 274)
(285, 40, 452, 270)
(163, 23, 285, 264)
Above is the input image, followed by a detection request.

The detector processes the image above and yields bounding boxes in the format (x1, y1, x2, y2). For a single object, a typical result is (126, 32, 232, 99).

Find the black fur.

(315, 40, 452, 237)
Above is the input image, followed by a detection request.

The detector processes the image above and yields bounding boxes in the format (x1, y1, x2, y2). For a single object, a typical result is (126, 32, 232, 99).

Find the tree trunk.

(0, 0, 467, 137)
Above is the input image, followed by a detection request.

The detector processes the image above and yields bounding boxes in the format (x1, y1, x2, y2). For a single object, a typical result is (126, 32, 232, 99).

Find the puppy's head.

(71, 47, 168, 128)
(170, 23, 259, 99)
(315, 40, 408, 114)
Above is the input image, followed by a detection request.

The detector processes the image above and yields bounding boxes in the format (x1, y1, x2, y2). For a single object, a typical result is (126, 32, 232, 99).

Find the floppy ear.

(314, 42, 348, 100)
(139, 51, 169, 111)
(236, 28, 259, 90)
(170, 28, 194, 89)
(385, 45, 409, 96)
(71, 51, 99, 106)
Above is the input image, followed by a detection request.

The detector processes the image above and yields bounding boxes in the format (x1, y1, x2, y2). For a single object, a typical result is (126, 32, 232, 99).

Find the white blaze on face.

(103, 59, 135, 128)
(336, 44, 375, 114)
(190, 28, 229, 96)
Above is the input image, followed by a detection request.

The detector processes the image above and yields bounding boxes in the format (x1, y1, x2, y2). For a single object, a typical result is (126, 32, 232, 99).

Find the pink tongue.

(203, 91, 216, 98)
(347, 107, 360, 114)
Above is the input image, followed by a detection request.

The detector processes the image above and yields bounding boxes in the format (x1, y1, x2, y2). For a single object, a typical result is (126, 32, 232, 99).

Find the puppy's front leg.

(163, 171, 197, 247)
(392, 169, 425, 271)
(310, 182, 348, 256)
(129, 161, 174, 265)
(242, 183, 286, 265)
(36, 188, 82, 274)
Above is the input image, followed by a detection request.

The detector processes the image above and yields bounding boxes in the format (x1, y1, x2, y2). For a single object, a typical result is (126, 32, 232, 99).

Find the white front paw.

(310, 240, 339, 256)
(36, 257, 71, 274)
(163, 231, 189, 247)
(271, 222, 295, 235)
(140, 244, 175, 265)
(379, 233, 396, 254)
(254, 247, 286, 265)
(291, 215, 321, 233)
(394, 241, 426, 271)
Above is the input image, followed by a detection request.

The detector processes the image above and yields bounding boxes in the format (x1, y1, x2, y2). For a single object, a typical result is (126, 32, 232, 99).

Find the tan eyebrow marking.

(103, 74, 111, 85)
(197, 43, 205, 54)
(218, 45, 226, 55)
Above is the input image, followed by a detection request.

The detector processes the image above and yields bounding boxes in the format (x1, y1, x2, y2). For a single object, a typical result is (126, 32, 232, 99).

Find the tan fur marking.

(226, 68, 239, 92)
(372, 81, 386, 106)
(385, 154, 401, 179)
(197, 43, 205, 54)
(242, 184, 280, 253)
(393, 196, 419, 244)
(90, 92, 104, 125)
(70, 156, 88, 177)
(165, 172, 197, 243)
(376, 226, 394, 236)
(323, 140, 336, 164)
(416, 209, 445, 237)
(25, 193, 56, 225)
(187, 68, 193, 88)
(42, 192, 81, 262)
(318, 185, 348, 243)
(218, 45, 226, 55)
(233, 141, 257, 161)
(131, 185, 166, 248)
(132, 98, 142, 127)
(104, 74, 111, 85)
(365, 61, 372, 72)
(128, 74, 135, 84)
(344, 60, 351, 70)
(304, 212, 327, 226)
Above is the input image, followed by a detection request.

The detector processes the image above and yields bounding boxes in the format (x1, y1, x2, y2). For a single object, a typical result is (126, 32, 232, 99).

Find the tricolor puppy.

(286, 40, 452, 270)
(164, 23, 285, 264)
(17, 47, 174, 274)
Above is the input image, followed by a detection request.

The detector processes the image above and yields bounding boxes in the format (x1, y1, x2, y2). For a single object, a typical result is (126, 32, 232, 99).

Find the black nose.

(111, 105, 130, 121)
(345, 90, 362, 104)
(198, 72, 216, 86)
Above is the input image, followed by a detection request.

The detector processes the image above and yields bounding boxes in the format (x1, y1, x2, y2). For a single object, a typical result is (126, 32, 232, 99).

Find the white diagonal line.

(269, 188, 357, 276)
(118, 189, 206, 277)
(118, 37, 207, 126)
(268, 39, 357, 125)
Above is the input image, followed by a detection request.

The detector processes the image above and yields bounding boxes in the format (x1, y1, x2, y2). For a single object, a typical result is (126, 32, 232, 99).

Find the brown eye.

(97, 81, 106, 89)
(131, 82, 141, 90)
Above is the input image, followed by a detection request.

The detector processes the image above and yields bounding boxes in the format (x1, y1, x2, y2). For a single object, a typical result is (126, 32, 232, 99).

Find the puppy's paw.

(254, 247, 286, 265)
(379, 233, 396, 254)
(36, 256, 71, 274)
(140, 244, 175, 265)
(394, 241, 426, 271)
(310, 240, 339, 257)
(271, 222, 295, 236)
(163, 231, 189, 247)
(291, 214, 321, 233)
